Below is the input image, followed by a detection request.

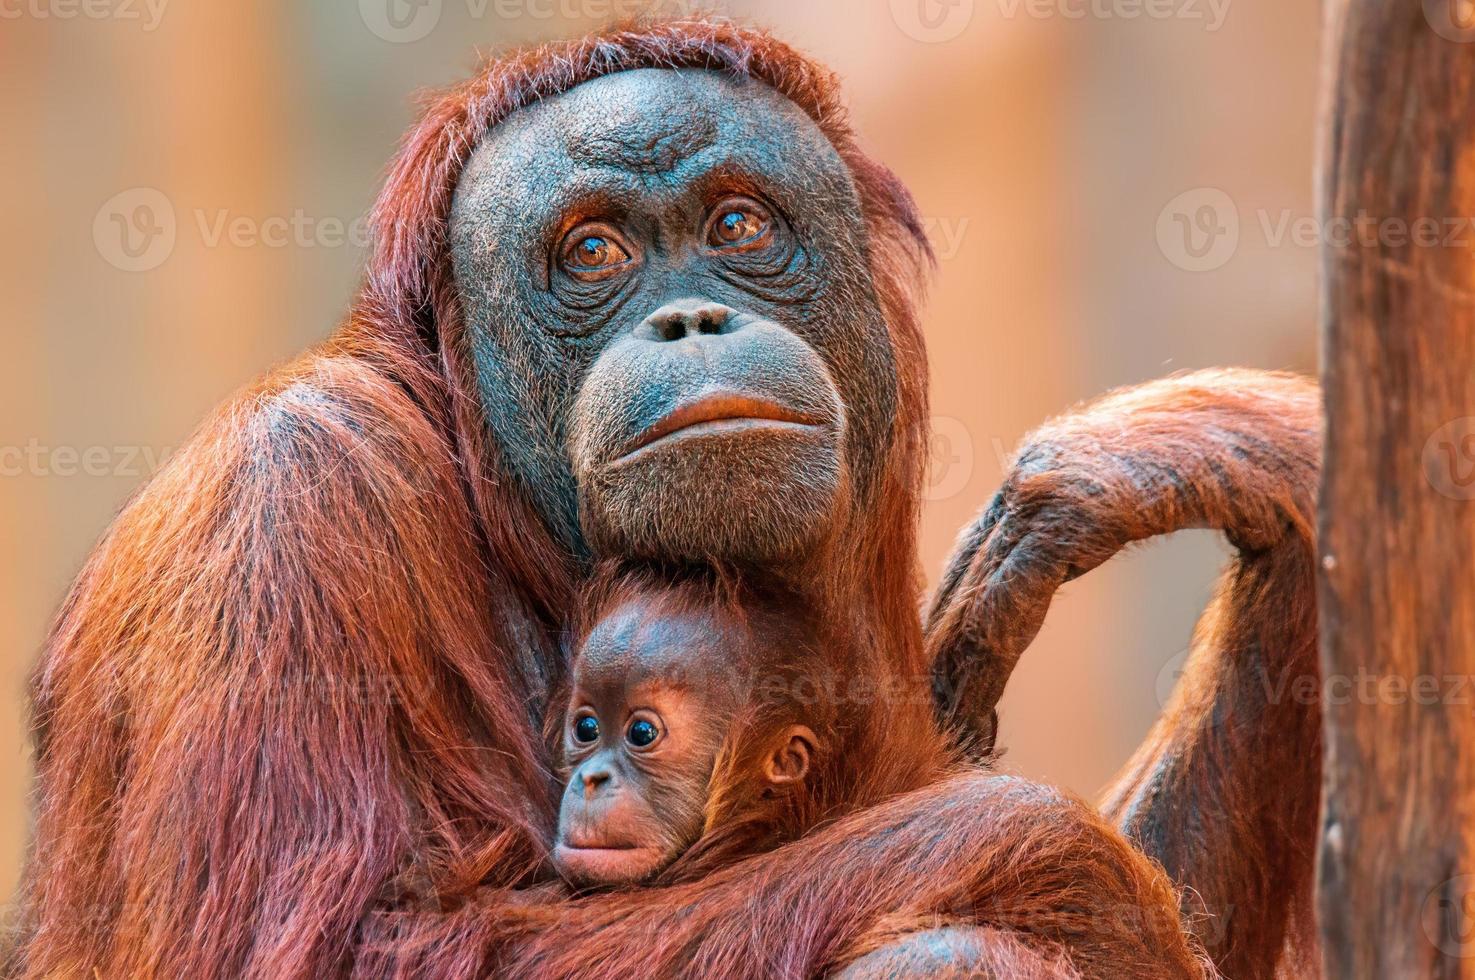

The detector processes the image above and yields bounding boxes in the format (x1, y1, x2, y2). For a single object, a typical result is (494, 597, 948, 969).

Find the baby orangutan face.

(553, 596, 817, 889)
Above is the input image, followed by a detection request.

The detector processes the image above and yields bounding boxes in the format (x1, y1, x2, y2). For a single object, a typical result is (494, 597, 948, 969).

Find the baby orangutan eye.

(573, 713, 600, 743)
(625, 717, 660, 749)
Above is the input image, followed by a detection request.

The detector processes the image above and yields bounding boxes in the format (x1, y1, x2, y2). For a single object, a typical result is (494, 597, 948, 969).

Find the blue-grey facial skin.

(449, 68, 899, 564)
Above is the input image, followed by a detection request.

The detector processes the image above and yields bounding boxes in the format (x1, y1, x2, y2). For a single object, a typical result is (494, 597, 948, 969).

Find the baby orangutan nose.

(553, 749, 676, 888)
(578, 764, 611, 796)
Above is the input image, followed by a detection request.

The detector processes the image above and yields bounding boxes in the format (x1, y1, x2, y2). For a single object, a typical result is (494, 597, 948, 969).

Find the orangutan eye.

(571, 237, 621, 267)
(626, 717, 660, 748)
(707, 198, 772, 249)
(560, 224, 633, 275)
(573, 713, 600, 743)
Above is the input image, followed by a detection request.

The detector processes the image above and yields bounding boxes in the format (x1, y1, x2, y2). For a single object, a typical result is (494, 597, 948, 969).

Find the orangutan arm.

(14, 354, 552, 979)
(356, 773, 1206, 980)
(15, 353, 1207, 980)
(925, 368, 1321, 980)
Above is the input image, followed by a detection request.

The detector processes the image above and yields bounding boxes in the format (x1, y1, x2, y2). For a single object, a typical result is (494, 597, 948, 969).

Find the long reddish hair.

(344, 16, 936, 681)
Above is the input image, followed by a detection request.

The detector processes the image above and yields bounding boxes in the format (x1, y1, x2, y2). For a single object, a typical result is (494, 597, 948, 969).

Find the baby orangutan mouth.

(555, 775, 680, 885)
(552, 842, 666, 886)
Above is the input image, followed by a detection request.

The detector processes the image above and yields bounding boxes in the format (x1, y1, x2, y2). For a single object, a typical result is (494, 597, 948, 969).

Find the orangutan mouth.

(553, 842, 665, 885)
(615, 392, 823, 463)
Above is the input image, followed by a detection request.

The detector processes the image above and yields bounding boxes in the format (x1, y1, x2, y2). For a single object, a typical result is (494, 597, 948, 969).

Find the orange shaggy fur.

(9, 19, 1320, 980)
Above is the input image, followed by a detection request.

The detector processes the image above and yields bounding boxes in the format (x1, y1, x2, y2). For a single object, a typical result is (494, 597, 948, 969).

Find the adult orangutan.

(9, 18, 1322, 980)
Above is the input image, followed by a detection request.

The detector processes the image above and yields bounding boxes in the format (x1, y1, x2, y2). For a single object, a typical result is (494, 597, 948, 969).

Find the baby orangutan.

(552, 572, 832, 889)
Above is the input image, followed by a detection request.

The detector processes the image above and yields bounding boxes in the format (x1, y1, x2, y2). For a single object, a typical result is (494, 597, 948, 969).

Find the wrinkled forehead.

(576, 597, 745, 698)
(455, 67, 852, 209)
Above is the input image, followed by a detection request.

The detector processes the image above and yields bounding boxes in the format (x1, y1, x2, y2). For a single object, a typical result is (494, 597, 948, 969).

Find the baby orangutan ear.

(763, 725, 817, 786)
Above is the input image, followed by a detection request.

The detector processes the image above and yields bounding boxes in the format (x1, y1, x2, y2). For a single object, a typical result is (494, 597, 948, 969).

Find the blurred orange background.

(0, 0, 1320, 908)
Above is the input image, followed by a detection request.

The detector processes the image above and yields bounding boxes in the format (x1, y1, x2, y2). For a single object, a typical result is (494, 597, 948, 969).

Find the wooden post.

(1318, 1, 1475, 975)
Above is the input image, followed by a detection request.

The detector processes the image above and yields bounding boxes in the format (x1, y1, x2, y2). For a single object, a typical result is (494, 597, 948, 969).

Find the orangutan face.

(553, 594, 815, 888)
(449, 68, 898, 564)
